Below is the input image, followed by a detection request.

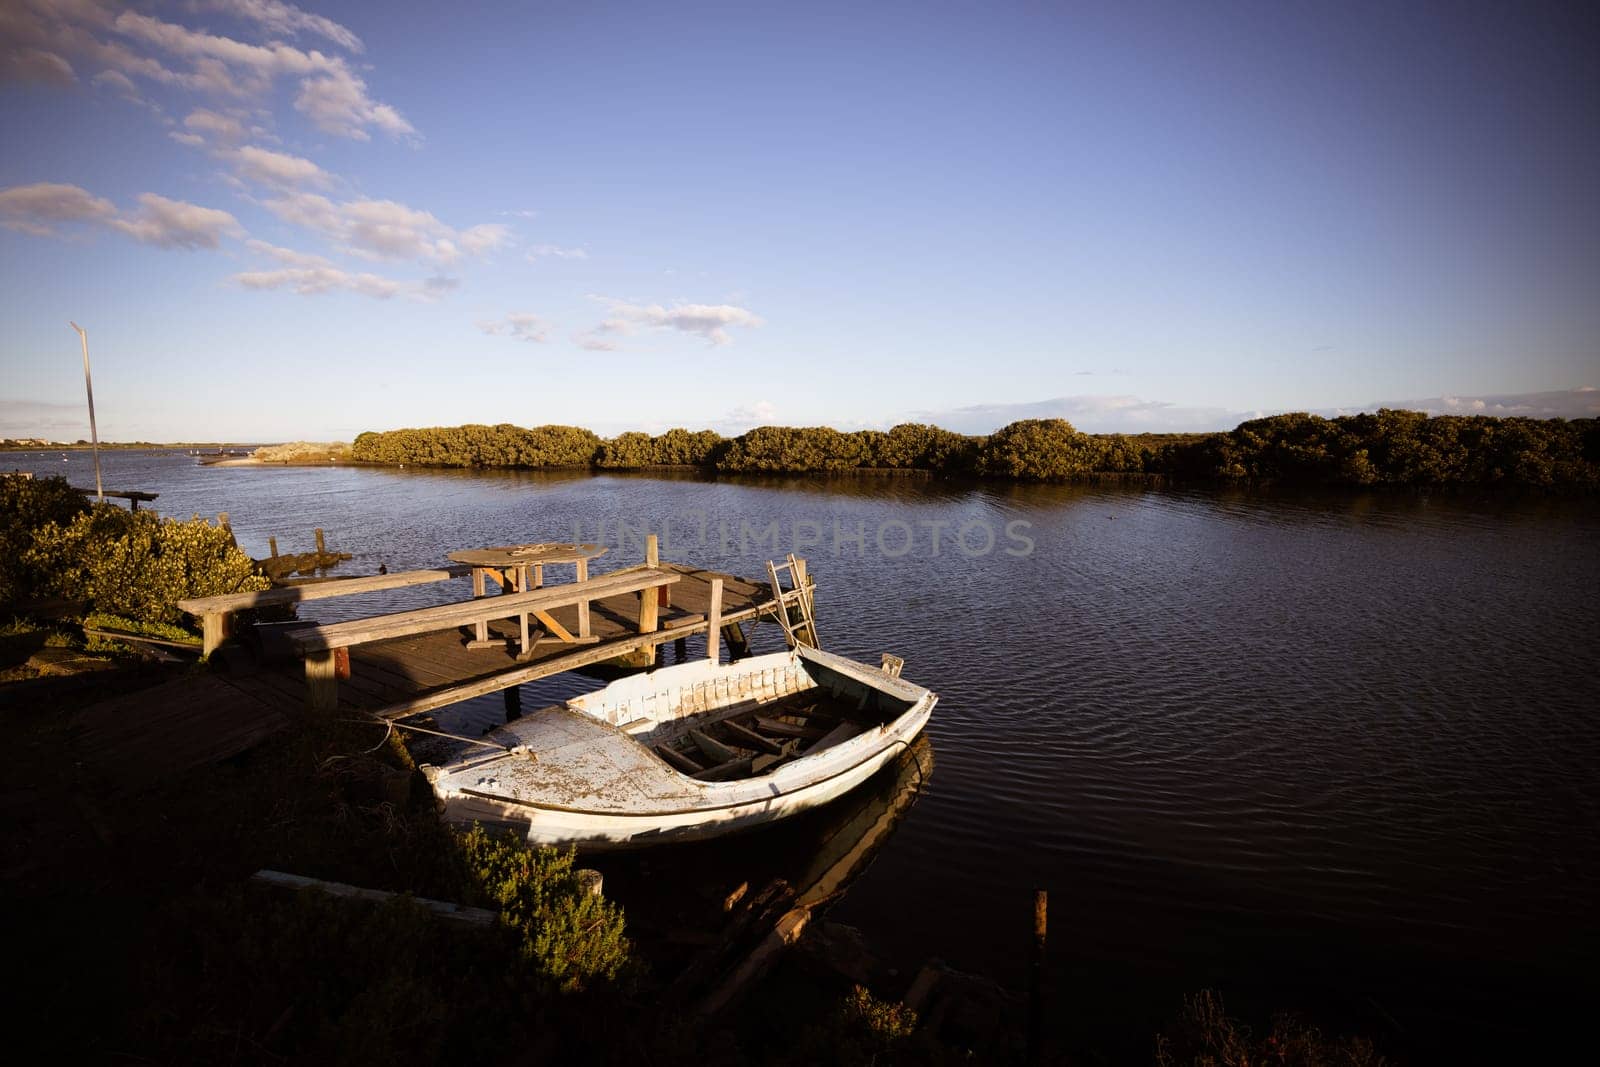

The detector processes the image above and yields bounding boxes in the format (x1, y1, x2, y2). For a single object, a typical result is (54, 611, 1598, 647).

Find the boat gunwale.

(453, 696, 934, 819)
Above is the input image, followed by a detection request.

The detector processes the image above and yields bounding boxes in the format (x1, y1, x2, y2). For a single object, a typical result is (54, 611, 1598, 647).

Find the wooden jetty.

(74, 537, 814, 791)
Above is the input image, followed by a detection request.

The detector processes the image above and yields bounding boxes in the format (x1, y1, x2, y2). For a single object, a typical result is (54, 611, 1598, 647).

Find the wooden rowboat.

(420, 645, 937, 850)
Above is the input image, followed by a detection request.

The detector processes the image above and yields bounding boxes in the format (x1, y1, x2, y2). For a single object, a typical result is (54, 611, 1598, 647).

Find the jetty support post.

(637, 534, 661, 634)
(1028, 888, 1047, 1064)
(268, 536, 278, 558)
(305, 650, 339, 713)
(707, 578, 724, 664)
(314, 528, 326, 556)
(200, 611, 230, 657)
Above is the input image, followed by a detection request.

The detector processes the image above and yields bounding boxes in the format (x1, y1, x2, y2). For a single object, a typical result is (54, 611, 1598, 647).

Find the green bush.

(25, 507, 269, 625)
(596, 431, 654, 469)
(0, 474, 89, 604)
(455, 825, 631, 994)
(980, 418, 1100, 479)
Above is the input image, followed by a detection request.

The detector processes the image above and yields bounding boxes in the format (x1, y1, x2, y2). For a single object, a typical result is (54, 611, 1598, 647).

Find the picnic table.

(447, 542, 609, 647)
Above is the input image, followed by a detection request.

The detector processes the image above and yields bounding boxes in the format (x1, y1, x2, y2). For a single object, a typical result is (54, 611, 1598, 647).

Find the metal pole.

(68, 322, 103, 502)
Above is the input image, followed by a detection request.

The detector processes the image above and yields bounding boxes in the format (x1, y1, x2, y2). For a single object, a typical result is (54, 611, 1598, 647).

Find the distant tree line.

(350, 411, 1600, 488)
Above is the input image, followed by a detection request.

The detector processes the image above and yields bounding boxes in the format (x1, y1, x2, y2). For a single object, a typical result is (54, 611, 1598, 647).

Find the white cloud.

(201, 0, 364, 54)
(181, 106, 247, 143)
(4, 0, 411, 141)
(913, 395, 1237, 434)
(263, 191, 503, 264)
(478, 313, 550, 344)
(244, 237, 333, 268)
(1348, 388, 1600, 421)
(526, 243, 587, 260)
(0, 182, 117, 235)
(727, 400, 778, 425)
(91, 67, 142, 100)
(233, 265, 406, 298)
(1, 181, 243, 248)
(227, 144, 328, 187)
(294, 66, 414, 141)
(3, 46, 77, 86)
(587, 297, 764, 346)
(109, 192, 242, 248)
(233, 240, 450, 300)
(498, 209, 538, 219)
(572, 331, 620, 352)
(459, 223, 510, 256)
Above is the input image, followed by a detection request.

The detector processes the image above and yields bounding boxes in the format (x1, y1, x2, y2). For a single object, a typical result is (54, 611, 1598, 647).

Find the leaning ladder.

(766, 554, 819, 648)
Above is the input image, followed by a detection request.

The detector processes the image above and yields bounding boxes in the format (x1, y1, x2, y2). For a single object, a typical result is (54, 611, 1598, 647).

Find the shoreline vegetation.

(11, 411, 1598, 488)
(345, 412, 1600, 489)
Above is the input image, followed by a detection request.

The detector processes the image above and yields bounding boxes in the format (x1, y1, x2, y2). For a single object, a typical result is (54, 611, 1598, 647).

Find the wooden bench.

(286, 568, 682, 711)
(177, 566, 473, 655)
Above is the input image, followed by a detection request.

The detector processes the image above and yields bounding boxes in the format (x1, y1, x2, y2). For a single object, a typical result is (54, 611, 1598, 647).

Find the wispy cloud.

(0, 399, 89, 439)
(3, 46, 77, 86)
(913, 395, 1237, 434)
(3, 0, 410, 141)
(178, 106, 247, 144)
(262, 192, 506, 264)
(0, 182, 117, 236)
(1333, 387, 1600, 421)
(0, 182, 241, 248)
(225, 144, 329, 188)
(200, 0, 364, 54)
(526, 243, 587, 260)
(915, 387, 1600, 435)
(585, 296, 763, 346)
(478, 313, 550, 343)
(725, 400, 778, 427)
(110, 192, 242, 248)
(233, 239, 447, 300)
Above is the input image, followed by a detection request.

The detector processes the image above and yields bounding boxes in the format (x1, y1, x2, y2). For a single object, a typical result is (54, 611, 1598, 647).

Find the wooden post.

(1028, 888, 1048, 1064)
(503, 684, 522, 721)
(646, 533, 669, 607)
(575, 557, 590, 637)
(638, 535, 661, 635)
(268, 536, 278, 558)
(707, 578, 723, 664)
(471, 567, 489, 643)
(201, 612, 226, 657)
(314, 528, 326, 555)
(674, 636, 688, 662)
(306, 650, 339, 712)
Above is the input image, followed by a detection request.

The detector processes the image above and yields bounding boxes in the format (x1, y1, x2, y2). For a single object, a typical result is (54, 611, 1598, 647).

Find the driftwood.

(250, 869, 496, 927)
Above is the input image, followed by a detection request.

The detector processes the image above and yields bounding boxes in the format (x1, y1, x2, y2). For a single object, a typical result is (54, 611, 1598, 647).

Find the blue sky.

(2, 0, 1596, 441)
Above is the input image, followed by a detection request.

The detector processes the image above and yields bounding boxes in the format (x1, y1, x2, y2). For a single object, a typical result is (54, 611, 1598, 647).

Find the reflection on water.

(11, 449, 1600, 1056)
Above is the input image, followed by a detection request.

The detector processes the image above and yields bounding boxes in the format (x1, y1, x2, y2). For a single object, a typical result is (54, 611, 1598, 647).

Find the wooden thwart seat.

(288, 568, 681, 711)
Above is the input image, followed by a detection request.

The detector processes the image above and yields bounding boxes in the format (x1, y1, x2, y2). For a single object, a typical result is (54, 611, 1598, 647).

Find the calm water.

(13, 450, 1600, 1057)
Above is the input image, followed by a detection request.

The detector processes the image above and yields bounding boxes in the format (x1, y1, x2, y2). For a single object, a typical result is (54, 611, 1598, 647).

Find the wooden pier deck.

(69, 561, 795, 792)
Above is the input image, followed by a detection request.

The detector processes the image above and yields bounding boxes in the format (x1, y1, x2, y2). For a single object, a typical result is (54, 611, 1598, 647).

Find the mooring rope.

(340, 717, 514, 754)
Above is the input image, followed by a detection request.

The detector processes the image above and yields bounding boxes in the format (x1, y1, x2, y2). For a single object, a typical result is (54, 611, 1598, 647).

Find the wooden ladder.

(766, 554, 819, 648)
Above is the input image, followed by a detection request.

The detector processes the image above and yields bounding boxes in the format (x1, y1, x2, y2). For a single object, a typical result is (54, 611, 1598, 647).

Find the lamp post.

(68, 321, 103, 502)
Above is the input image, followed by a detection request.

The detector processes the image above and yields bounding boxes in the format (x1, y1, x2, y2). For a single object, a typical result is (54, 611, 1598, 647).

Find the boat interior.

(610, 653, 921, 782)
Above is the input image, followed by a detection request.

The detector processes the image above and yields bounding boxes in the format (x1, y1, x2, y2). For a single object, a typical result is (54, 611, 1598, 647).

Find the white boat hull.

(423, 646, 936, 850)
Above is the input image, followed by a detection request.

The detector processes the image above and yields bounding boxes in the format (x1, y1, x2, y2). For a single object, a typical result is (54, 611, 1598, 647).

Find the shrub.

(25, 507, 269, 625)
(455, 825, 631, 994)
(980, 419, 1099, 479)
(0, 474, 89, 604)
(596, 431, 654, 469)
